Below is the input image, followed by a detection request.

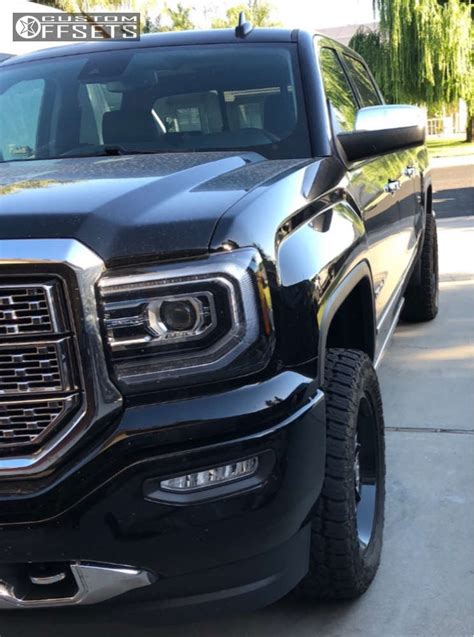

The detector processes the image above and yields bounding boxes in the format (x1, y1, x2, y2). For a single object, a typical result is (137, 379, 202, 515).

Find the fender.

(317, 260, 376, 384)
(276, 200, 371, 372)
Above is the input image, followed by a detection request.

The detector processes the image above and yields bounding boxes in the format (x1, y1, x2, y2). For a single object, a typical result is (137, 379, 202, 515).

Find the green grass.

(427, 138, 474, 158)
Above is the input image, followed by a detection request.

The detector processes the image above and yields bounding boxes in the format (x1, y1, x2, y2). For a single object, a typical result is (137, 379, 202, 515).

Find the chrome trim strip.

(374, 297, 404, 369)
(376, 247, 417, 334)
(0, 239, 122, 476)
(30, 572, 67, 586)
(0, 562, 156, 608)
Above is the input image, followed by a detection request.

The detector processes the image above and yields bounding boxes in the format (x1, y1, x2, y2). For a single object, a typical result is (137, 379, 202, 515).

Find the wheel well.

(325, 277, 375, 362)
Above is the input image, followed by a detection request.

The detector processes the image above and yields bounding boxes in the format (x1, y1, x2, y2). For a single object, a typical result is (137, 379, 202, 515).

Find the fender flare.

(317, 260, 376, 384)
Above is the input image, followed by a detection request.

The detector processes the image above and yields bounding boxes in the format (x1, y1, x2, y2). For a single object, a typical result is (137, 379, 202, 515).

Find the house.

(317, 22, 379, 47)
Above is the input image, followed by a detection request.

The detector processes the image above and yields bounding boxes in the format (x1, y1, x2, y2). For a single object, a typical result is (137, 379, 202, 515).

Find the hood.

(0, 152, 309, 264)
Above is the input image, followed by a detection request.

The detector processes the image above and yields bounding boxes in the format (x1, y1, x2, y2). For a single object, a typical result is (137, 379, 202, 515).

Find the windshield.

(0, 44, 311, 163)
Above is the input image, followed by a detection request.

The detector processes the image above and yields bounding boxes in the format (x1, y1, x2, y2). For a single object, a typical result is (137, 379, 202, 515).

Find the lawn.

(427, 138, 474, 158)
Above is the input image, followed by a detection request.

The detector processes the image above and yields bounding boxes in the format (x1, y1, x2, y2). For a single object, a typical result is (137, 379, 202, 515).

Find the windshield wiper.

(57, 145, 164, 159)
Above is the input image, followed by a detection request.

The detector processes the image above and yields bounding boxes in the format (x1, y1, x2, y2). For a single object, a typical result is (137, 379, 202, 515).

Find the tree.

(437, 0, 474, 140)
(350, 0, 473, 139)
(144, 3, 195, 32)
(163, 3, 194, 31)
(31, 0, 123, 9)
(211, 0, 281, 28)
(349, 27, 393, 101)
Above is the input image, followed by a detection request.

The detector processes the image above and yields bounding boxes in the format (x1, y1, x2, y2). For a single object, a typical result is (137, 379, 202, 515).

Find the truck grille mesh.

(0, 286, 54, 336)
(0, 396, 79, 448)
(0, 280, 80, 454)
(0, 344, 62, 394)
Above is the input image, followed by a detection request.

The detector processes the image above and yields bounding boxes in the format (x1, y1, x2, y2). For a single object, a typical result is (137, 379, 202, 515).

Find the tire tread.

(298, 348, 385, 600)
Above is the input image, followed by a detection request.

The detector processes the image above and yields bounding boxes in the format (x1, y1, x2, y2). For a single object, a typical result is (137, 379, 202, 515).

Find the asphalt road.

(1, 162, 473, 637)
(432, 161, 473, 218)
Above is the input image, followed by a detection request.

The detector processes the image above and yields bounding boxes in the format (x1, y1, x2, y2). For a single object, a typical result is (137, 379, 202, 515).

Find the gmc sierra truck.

(0, 23, 438, 620)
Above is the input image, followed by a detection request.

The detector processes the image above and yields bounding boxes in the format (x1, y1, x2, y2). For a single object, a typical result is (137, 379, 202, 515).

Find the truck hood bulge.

(0, 152, 309, 263)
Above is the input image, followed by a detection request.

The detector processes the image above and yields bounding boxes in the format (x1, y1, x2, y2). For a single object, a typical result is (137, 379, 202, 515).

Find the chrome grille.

(0, 284, 59, 336)
(0, 396, 79, 448)
(0, 279, 80, 454)
(0, 343, 64, 394)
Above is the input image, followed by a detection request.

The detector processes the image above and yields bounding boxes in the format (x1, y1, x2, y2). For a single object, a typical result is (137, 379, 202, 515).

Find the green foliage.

(30, 0, 124, 9)
(349, 27, 394, 102)
(145, 3, 195, 32)
(211, 1, 281, 28)
(350, 0, 472, 111)
(161, 3, 195, 31)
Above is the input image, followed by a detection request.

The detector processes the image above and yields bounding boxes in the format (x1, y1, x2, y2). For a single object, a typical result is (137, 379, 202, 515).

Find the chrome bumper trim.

(0, 562, 156, 608)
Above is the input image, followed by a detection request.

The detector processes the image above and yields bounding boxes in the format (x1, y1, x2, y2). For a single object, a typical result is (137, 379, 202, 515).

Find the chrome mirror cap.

(355, 104, 426, 132)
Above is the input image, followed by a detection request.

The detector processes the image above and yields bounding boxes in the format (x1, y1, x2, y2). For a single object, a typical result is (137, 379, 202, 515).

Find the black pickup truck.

(0, 24, 438, 620)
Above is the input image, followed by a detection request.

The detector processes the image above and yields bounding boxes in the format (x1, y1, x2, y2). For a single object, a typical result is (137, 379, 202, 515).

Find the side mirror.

(338, 105, 426, 163)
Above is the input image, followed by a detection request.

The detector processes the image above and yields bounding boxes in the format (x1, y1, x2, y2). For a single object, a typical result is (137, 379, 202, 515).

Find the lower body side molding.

(0, 562, 156, 609)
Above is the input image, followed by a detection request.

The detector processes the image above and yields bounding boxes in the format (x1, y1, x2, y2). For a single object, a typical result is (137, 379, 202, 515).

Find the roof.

(1, 27, 363, 68)
(2, 28, 298, 66)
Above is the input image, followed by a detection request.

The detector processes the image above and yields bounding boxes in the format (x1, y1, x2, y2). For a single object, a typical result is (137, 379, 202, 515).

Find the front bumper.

(0, 372, 325, 620)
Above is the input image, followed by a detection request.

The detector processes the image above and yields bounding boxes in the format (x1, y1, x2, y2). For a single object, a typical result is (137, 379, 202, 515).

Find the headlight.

(99, 248, 274, 394)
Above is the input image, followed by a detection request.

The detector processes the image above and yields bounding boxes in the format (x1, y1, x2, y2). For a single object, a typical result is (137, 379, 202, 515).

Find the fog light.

(160, 457, 259, 492)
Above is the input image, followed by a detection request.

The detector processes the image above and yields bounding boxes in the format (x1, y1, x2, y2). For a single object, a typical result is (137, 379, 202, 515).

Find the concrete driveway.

(4, 173, 474, 637)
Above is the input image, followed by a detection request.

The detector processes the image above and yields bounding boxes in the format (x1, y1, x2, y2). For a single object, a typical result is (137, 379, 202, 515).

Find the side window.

(343, 55, 381, 107)
(319, 48, 358, 133)
(0, 79, 45, 160)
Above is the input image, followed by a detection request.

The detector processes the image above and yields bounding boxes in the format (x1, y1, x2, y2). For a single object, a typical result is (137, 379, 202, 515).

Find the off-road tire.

(401, 213, 439, 322)
(298, 349, 385, 600)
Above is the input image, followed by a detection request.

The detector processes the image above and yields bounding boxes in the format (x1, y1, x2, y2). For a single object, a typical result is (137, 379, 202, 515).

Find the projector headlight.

(99, 248, 274, 393)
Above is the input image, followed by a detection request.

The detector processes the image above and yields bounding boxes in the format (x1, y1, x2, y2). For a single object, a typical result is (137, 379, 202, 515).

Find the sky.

(1, 0, 380, 55)
(193, 0, 379, 29)
(273, 0, 377, 29)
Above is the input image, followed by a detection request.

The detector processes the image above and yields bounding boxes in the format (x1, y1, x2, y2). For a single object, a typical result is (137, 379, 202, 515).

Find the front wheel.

(298, 349, 385, 600)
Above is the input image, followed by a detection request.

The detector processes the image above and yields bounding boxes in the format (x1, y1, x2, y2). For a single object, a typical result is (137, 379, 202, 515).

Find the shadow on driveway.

(432, 164, 474, 218)
(434, 186, 474, 218)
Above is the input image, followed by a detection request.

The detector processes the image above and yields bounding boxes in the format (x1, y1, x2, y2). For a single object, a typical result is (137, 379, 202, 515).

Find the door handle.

(385, 180, 401, 195)
(404, 166, 416, 178)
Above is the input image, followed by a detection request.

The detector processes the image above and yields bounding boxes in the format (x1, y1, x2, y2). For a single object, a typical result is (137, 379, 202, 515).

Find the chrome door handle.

(385, 180, 401, 194)
(404, 166, 416, 178)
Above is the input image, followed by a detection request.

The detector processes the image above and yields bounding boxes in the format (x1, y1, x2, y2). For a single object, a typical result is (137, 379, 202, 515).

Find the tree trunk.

(467, 114, 474, 143)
